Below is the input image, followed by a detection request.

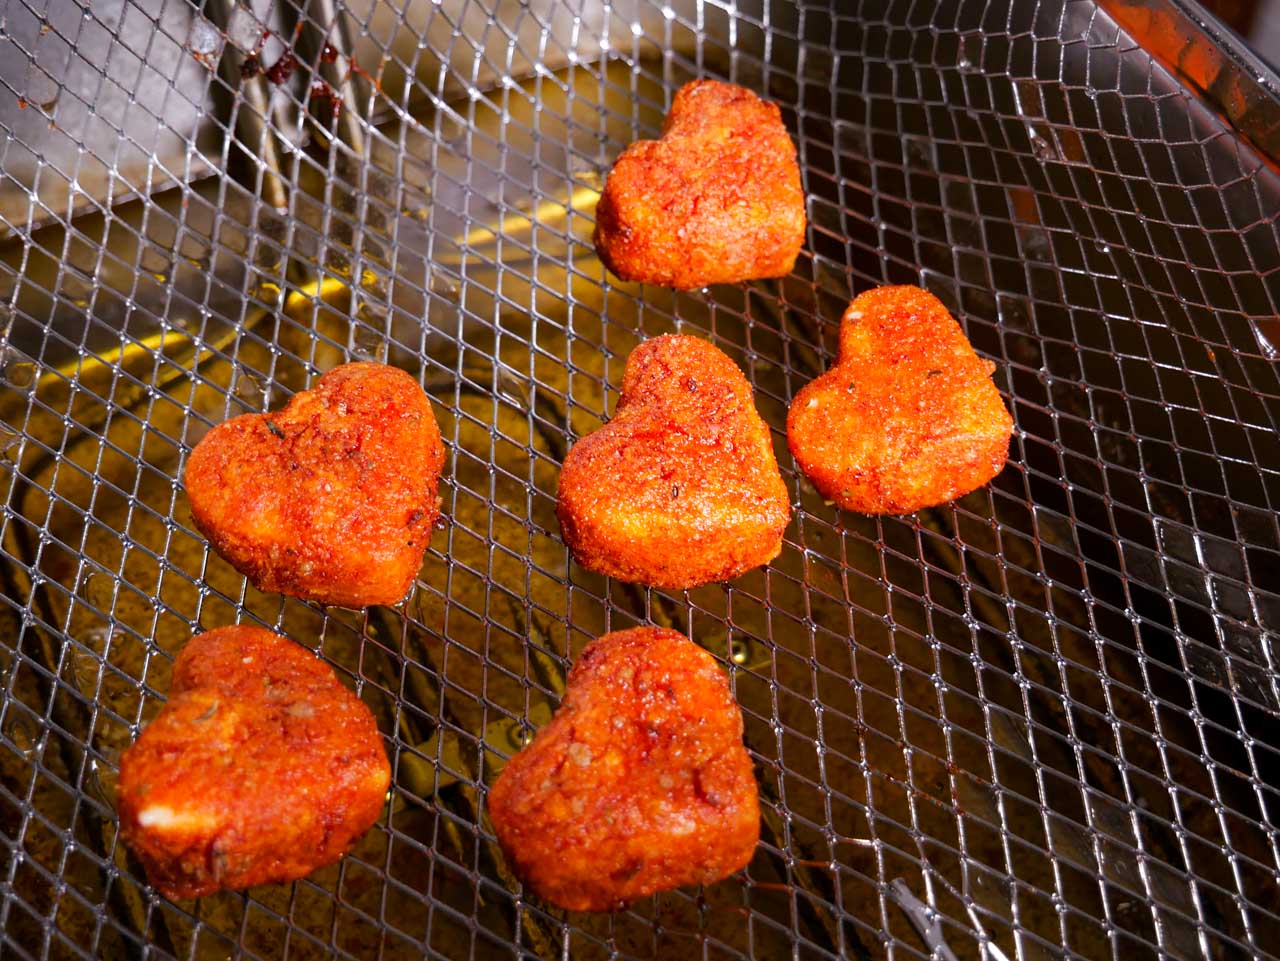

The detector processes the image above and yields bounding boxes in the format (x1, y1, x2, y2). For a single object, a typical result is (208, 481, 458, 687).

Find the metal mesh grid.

(0, 0, 1278, 958)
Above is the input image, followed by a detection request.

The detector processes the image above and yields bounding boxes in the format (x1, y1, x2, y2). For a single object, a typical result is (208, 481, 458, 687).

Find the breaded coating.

(594, 79, 805, 290)
(488, 627, 759, 912)
(787, 286, 1013, 514)
(117, 626, 390, 899)
(557, 334, 790, 589)
(185, 362, 446, 607)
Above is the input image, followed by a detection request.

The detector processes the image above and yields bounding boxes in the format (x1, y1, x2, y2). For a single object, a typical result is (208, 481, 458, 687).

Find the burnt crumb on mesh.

(265, 53, 298, 84)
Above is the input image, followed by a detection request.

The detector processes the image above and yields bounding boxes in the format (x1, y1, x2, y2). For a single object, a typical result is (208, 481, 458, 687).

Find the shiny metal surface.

(0, 1, 1278, 959)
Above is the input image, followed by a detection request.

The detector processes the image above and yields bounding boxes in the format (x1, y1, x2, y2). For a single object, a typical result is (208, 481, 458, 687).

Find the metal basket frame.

(0, 1, 1278, 960)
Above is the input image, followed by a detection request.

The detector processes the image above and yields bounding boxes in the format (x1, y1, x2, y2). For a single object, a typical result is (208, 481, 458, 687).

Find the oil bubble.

(1028, 127, 1058, 162)
(351, 324, 387, 363)
(3, 711, 38, 758)
(233, 366, 269, 407)
(495, 367, 530, 412)
(72, 630, 109, 690)
(88, 749, 120, 805)
(0, 426, 19, 471)
(0, 348, 37, 391)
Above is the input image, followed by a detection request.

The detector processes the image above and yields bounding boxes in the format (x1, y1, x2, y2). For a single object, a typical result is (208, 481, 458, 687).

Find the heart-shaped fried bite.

(594, 79, 805, 290)
(557, 334, 790, 588)
(117, 626, 390, 899)
(185, 362, 445, 607)
(787, 286, 1013, 514)
(488, 627, 759, 912)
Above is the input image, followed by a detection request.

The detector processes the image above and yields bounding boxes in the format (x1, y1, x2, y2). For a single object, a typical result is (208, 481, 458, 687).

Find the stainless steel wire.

(0, 1, 1278, 959)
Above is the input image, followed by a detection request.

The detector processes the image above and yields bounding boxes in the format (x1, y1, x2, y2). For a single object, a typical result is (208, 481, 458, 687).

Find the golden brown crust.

(117, 626, 390, 899)
(488, 627, 759, 912)
(557, 334, 790, 589)
(593, 79, 805, 290)
(787, 286, 1013, 514)
(184, 362, 446, 607)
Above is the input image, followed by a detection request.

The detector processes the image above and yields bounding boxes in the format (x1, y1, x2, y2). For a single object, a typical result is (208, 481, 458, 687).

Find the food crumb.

(568, 742, 593, 767)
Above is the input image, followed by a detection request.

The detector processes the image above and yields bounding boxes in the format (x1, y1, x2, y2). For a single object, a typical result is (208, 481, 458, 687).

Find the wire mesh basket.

(0, 0, 1278, 958)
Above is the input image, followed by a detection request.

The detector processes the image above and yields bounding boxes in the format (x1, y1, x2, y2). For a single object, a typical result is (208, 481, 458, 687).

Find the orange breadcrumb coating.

(787, 286, 1013, 514)
(594, 79, 806, 290)
(117, 626, 390, 899)
(184, 362, 446, 607)
(488, 627, 759, 912)
(557, 334, 790, 589)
